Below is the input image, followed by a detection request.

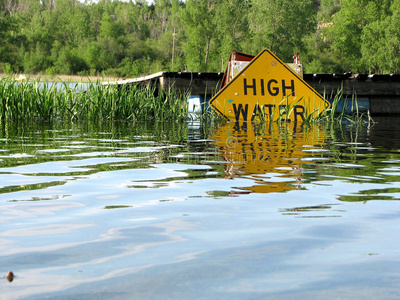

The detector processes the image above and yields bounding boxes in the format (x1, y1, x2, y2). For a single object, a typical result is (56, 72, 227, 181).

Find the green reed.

(0, 77, 189, 122)
(0, 77, 374, 128)
(318, 89, 374, 127)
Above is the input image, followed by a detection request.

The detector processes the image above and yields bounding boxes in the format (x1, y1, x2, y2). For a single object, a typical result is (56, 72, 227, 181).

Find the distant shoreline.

(0, 73, 123, 83)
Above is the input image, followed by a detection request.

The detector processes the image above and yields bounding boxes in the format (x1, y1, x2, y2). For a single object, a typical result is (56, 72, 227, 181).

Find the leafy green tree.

(331, 0, 392, 72)
(318, 0, 341, 22)
(384, 1, 400, 72)
(181, 0, 218, 71)
(54, 46, 88, 74)
(99, 12, 124, 39)
(83, 41, 103, 72)
(1, 0, 399, 76)
(0, 13, 15, 67)
(249, 0, 318, 61)
(114, 1, 149, 38)
(302, 31, 342, 74)
(361, 0, 400, 73)
(149, 0, 186, 71)
(214, 0, 250, 69)
(361, 20, 387, 73)
(23, 42, 53, 73)
(153, 0, 172, 38)
(301, 0, 342, 73)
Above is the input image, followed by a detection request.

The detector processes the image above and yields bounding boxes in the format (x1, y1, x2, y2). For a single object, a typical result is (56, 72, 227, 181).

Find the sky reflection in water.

(0, 118, 400, 299)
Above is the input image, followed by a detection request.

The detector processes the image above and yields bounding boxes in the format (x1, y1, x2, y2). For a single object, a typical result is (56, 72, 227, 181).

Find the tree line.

(0, 0, 399, 78)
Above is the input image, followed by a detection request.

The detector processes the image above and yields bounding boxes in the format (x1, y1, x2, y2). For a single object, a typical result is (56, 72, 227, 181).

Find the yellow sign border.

(209, 49, 330, 121)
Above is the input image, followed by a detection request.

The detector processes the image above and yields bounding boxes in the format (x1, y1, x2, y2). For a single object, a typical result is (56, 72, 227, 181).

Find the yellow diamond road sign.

(209, 49, 330, 122)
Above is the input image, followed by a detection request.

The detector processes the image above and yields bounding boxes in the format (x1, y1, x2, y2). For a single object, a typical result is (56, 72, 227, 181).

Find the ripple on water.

(0, 119, 400, 299)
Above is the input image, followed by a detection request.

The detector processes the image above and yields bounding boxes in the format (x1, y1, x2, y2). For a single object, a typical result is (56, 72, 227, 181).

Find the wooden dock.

(304, 73, 400, 114)
(110, 71, 223, 96)
(110, 72, 400, 114)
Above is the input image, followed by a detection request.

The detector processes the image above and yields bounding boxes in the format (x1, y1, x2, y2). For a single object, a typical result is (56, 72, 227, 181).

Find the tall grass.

(318, 89, 374, 127)
(0, 77, 189, 122)
(0, 77, 374, 129)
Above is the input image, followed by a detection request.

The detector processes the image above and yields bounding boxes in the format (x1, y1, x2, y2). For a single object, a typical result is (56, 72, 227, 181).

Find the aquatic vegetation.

(0, 77, 189, 122)
(319, 89, 374, 129)
(0, 77, 373, 128)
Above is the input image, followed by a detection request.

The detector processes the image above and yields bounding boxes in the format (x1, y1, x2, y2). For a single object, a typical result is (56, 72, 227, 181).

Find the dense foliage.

(0, 0, 399, 77)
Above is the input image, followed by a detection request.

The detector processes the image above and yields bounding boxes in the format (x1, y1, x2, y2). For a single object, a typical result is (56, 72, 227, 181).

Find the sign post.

(209, 49, 330, 122)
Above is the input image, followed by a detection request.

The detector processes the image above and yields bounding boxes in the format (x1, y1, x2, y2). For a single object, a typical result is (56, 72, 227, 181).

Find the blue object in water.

(328, 98, 370, 114)
(187, 95, 211, 113)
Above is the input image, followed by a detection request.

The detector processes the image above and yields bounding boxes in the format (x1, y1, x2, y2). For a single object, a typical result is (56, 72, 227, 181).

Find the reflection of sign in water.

(209, 49, 330, 122)
(211, 121, 325, 193)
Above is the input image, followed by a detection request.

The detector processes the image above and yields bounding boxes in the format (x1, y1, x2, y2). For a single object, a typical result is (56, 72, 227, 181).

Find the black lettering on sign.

(294, 105, 305, 121)
(251, 104, 264, 121)
(233, 103, 248, 121)
(242, 79, 296, 97)
(265, 104, 274, 115)
(267, 79, 279, 96)
(243, 79, 256, 96)
(260, 79, 265, 96)
(232, 103, 305, 122)
(282, 80, 295, 96)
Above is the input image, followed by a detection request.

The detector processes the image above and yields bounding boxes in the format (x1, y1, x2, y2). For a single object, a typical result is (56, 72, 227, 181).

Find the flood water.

(1, 117, 400, 299)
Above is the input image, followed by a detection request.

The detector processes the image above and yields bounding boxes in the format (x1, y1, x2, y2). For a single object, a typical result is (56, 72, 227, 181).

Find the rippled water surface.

(1, 118, 400, 299)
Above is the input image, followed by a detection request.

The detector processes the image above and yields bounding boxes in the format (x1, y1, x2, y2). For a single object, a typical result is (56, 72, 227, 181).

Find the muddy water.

(0, 118, 399, 299)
